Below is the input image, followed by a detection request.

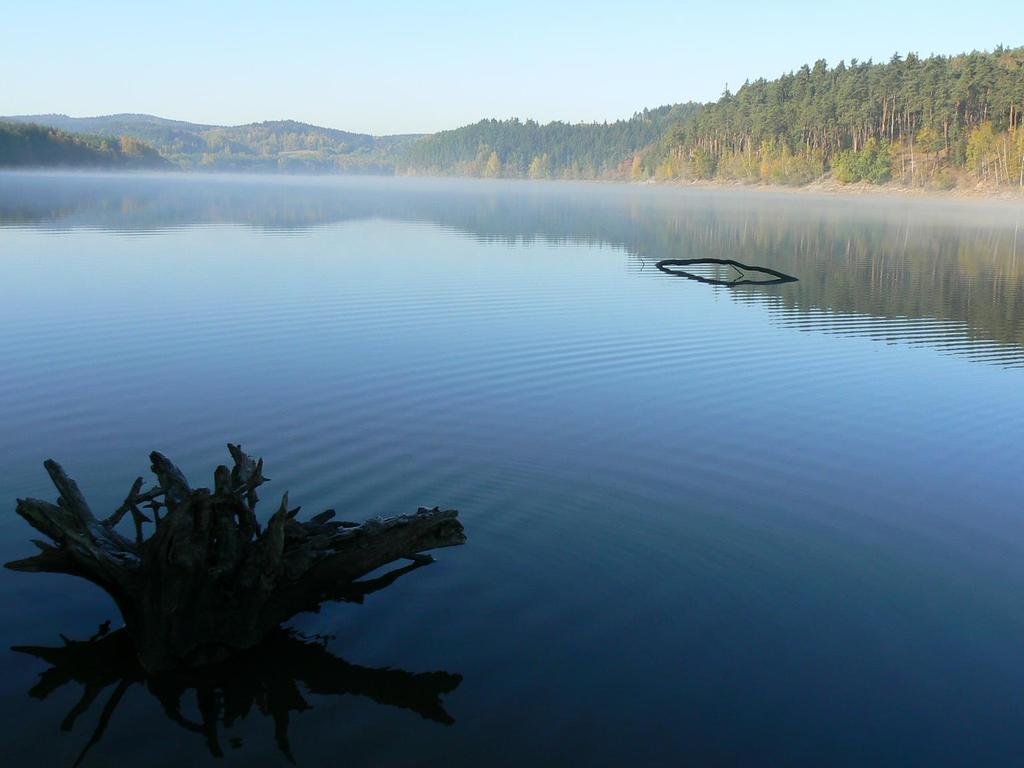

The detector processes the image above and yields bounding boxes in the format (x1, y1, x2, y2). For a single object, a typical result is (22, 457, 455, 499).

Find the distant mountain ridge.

(3, 113, 218, 132)
(2, 110, 700, 177)
(0, 113, 423, 173)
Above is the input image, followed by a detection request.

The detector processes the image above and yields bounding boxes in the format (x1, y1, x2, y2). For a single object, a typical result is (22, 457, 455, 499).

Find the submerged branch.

(656, 258, 799, 286)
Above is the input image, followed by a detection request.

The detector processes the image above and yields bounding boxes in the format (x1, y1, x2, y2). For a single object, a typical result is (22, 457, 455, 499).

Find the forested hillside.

(640, 47, 1024, 188)
(400, 104, 702, 179)
(5, 46, 1021, 187)
(0, 114, 421, 172)
(0, 121, 169, 168)
(0, 113, 215, 153)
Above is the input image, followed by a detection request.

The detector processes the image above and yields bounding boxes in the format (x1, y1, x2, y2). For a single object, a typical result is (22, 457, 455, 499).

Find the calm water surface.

(1, 172, 1023, 766)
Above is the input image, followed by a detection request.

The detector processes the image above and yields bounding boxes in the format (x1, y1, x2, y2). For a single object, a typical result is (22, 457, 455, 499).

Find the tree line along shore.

(3, 46, 1022, 193)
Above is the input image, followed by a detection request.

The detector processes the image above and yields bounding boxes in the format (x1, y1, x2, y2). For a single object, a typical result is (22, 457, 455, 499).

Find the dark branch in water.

(14, 626, 462, 766)
(655, 258, 798, 286)
(6, 444, 465, 671)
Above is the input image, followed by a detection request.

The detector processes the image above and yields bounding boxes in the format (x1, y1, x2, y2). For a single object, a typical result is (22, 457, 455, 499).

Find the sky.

(1, 0, 1019, 135)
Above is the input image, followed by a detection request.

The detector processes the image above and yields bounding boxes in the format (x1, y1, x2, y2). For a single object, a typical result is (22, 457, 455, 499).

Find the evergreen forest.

(4, 46, 1022, 189)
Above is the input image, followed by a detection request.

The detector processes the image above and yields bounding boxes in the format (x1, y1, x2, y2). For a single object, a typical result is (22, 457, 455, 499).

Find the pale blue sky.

(1, 0, 1019, 134)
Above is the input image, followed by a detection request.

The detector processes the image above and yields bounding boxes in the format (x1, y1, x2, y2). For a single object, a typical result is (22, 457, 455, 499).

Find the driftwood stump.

(6, 444, 465, 671)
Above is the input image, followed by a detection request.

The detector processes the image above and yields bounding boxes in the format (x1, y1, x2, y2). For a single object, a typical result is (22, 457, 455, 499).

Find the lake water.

(1, 172, 1023, 766)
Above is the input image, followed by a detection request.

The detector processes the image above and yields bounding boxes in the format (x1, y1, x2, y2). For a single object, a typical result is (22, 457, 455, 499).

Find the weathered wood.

(6, 445, 465, 671)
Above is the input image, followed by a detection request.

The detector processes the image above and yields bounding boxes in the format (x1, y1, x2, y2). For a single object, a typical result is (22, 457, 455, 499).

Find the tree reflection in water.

(14, 625, 461, 766)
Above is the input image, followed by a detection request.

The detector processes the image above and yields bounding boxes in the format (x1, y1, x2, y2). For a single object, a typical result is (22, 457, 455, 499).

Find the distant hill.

(2, 114, 218, 155)
(0, 121, 170, 169)
(3, 109, 704, 179)
(400, 104, 703, 179)
(4, 109, 704, 178)
(0, 114, 423, 173)
(8, 44, 1020, 187)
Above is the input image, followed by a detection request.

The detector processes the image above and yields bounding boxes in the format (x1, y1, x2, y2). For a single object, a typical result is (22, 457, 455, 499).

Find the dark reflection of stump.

(656, 258, 798, 286)
(14, 626, 462, 766)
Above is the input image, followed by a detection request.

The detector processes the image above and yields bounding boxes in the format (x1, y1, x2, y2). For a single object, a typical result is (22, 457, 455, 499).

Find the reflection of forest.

(635, 211, 1024, 364)
(3, 175, 1022, 360)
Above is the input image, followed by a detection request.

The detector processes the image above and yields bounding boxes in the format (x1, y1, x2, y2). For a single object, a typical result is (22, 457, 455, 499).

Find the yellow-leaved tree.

(484, 151, 502, 178)
(529, 153, 550, 179)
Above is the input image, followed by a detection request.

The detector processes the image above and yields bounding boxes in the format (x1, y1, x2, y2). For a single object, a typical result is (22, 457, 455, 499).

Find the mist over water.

(1, 172, 1023, 766)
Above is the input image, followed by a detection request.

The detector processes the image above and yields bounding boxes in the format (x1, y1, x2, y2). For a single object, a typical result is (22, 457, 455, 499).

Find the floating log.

(6, 445, 465, 672)
(656, 258, 798, 286)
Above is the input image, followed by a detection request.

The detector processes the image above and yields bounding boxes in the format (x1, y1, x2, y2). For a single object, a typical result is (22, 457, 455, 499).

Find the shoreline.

(4, 165, 1023, 203)
(644, 176, 1024, 202)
